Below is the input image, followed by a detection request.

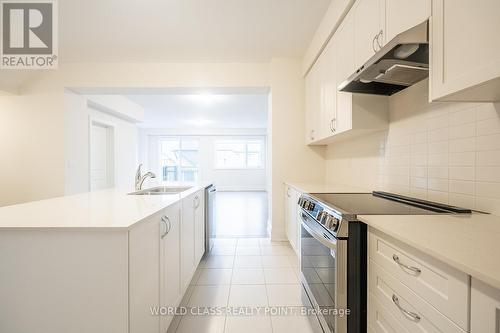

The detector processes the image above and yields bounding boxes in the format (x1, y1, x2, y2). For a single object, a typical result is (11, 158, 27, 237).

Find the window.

(215, 139, 264, 169)
(159, 138, 199, 182)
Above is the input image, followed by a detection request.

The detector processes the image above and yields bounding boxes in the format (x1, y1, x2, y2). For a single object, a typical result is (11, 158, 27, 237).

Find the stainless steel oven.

(300, 210, 347, 333)
(298, 191, 472, 333)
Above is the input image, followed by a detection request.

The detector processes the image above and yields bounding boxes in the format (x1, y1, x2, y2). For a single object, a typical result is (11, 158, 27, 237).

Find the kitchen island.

(0, 183, 212, 333)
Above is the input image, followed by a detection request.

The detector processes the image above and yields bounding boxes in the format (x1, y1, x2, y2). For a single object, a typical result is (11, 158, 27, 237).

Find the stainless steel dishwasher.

(205, 184, 216, 253)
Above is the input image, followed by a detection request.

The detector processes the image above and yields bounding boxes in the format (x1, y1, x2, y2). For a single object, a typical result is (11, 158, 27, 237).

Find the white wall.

(0, 93, 65, 206)
(269, 58, 327, 240)
(2, 61, 327, 241)
(64, 90, 139, 194)
(138, 128, 267, 191)
(326, 80, 500, 215)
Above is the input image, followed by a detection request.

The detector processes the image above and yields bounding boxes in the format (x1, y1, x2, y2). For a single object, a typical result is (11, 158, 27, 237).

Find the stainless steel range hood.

(338, 21, 429, 96)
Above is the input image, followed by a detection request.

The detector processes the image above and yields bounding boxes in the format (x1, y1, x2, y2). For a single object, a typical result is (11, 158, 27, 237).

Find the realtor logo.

(1, 0, 58, 69)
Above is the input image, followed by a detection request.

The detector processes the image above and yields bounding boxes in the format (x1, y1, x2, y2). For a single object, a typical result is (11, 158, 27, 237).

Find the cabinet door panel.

(385, 0, 430, 42)
(431, 0, 500, 101)
(194, 190, 205, 264)
(129, 213, 161, 333)
(335, 10, 355, 134)
(305, 63, 321, 144)
(181, 194, 196, 290)
(319, 40, 337, 140)
(160, 202, 181, 333)
(353, 0, 382, 69)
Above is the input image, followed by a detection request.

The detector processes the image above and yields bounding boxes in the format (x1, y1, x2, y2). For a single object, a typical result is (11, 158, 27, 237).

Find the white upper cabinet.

(430, 0, 500, 102)
(384, 0, 430, 43)
(353, 0, 384, 70)
(318, 36, 338, 141)
(335, 10, 356, 135)
(305, 61, 321, 144)
(353, 0, 430, 70)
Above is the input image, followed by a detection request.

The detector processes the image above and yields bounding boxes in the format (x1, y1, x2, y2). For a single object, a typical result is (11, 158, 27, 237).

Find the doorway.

(90, 121, 115, 191)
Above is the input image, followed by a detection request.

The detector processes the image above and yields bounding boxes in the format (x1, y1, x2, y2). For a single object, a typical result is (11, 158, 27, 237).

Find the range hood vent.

(338, 21, 429, 96)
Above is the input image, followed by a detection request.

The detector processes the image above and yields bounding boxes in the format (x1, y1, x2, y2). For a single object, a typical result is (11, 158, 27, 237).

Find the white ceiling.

(127, 93, 268, 129)
(58, 0, 331, 62)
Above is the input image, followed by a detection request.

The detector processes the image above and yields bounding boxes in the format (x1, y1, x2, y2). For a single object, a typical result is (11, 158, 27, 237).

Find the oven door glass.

(300, 212, 338, 332)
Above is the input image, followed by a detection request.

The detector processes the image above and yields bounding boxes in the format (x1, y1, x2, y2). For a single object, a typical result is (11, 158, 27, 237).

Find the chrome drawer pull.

(161, 216, 171, 239)
(392, 294, 421, 322)
(392, 254, 421, 274)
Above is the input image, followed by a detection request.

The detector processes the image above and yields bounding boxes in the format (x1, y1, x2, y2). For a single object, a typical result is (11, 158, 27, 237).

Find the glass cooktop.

(311, 191, 472, 215)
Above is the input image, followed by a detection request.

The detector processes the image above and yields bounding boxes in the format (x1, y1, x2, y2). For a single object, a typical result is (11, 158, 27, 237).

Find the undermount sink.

(129, 186, 193, 195)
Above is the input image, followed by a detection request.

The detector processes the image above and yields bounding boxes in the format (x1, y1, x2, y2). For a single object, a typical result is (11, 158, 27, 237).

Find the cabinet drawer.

(369, 229, 469, 330)
(369, 293, 410, 333)
(369, 260, 466, 333)
(471, 278, 500, 333)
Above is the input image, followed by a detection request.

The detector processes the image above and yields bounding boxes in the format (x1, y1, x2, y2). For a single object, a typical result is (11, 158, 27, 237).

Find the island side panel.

(0, 229, 129, 333)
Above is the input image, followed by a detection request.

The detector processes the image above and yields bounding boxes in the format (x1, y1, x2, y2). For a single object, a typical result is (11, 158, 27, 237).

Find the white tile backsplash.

(325, 80, 500, 215)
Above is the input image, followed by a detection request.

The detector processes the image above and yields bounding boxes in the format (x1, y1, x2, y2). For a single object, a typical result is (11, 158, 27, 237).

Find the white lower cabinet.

(130, 189, 206, 333)
(160, 203, 182, 333)
(285, 185, 301, 254)
(181, 189, 205, 290)
(194, 190, 206, 264)
(471, 278, 500, 333)
(129, 202, 182, 333)
(368, 228, 469, 333)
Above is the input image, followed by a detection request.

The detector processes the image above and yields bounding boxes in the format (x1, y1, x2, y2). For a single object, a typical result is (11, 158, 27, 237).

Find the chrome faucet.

(135, 164, 156, 190)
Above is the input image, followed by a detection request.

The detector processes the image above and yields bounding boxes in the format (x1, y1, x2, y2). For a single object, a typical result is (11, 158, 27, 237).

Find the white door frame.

(88, 116, 116, 191)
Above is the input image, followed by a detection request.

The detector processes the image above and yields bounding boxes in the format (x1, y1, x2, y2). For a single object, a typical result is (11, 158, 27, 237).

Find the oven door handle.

(301, 213, 337, 250)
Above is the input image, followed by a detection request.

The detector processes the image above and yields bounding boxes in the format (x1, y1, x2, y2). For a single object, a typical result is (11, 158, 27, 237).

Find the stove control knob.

(326, 216, 339, 232)
(316, 211, 324, 222)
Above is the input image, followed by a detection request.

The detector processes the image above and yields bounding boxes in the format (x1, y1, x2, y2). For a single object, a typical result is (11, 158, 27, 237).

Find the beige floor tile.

(175, 314, 226, 333)
(234, 255, 262, 268)
(228, 284, 268, 307)
(261, 245, 295, 256)
(225, 315, 272, 333)
(210, 246, 236, 256)
(231, 268, 265, 285)
(200, 255, 234, 269)
(235, 246, 261, 256)
(188, 285, 230, 307)
(266, 284, 305, 306)
(237, 238, 261, 247)
(261, 255, 291, 268)
(263, 268, 299, 284)
(271, 314, 319, 333)
(196, 269, 233, 285)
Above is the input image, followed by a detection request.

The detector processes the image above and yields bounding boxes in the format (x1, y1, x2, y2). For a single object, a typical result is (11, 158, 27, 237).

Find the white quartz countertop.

(285, 181, 370, 193)
(359, 213, 500, 290)
(0, 183, 212, 229)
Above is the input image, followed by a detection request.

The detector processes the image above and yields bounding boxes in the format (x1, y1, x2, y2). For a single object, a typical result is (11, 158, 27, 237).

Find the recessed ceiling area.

(127, 93, 268, 129)
(59, 0, 331, 62)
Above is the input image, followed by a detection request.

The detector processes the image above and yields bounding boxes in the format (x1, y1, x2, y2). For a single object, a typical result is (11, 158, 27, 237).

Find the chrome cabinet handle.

(330, 118, 336, 133)
(392, 294, 421, 322)
(161, 216, 170, 239)
(392, 254, 421, 274)
(376, 30, 384, 49)
(372, 34, 378, 52)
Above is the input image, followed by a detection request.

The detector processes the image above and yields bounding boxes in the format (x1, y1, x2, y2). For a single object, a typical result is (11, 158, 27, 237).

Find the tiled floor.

(214, 192, 269, 237)
(167, 238, 319, 333)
